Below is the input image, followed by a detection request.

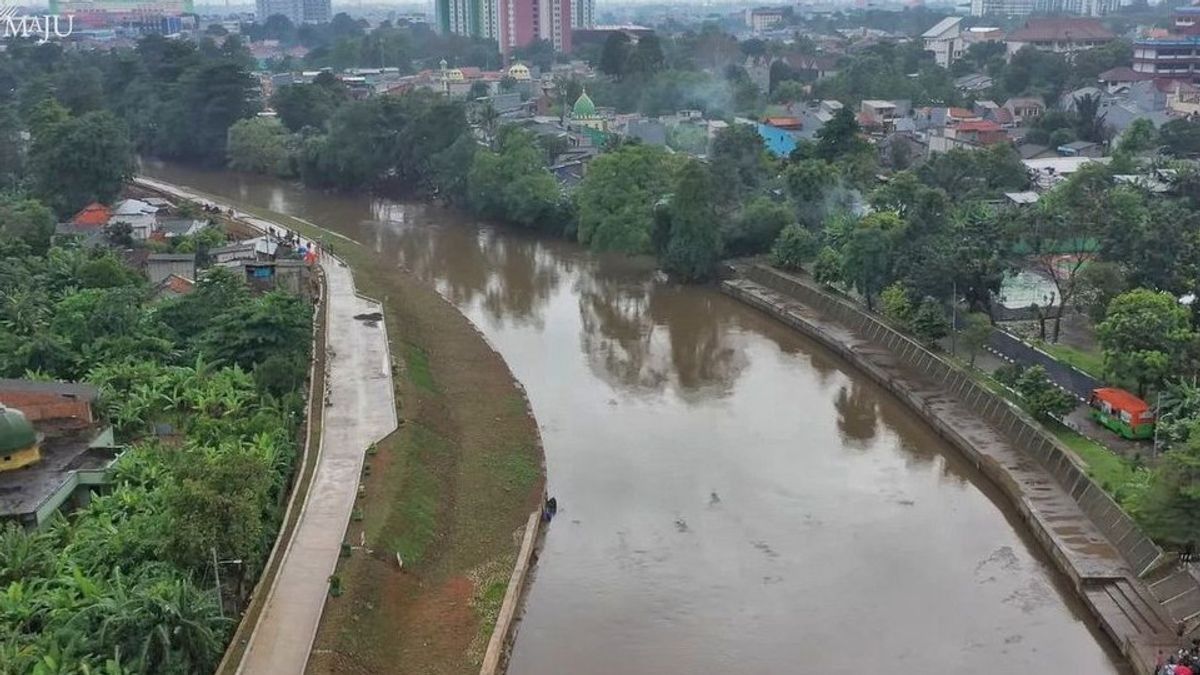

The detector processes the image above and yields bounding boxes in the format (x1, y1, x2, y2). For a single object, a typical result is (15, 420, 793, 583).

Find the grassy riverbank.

(176, 194, 544, 674)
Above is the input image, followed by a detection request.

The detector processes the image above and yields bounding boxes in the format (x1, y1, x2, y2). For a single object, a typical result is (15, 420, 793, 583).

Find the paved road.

(238, 257, 397, 674)
(133, 177, 399, 674)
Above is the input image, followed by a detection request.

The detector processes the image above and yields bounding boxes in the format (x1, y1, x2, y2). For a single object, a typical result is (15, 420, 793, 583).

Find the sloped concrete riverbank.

(722, 264, 1194, 674)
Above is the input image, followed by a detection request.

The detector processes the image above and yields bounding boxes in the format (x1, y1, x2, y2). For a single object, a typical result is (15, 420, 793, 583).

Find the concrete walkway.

(238, 257, 397, 674)
(131, 177, 399, 674)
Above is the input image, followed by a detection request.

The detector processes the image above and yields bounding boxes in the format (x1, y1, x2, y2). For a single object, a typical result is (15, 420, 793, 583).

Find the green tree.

(599, 32, 632, 79)
(725, 197, 793, 257)
(164, 60, 259, 164)
(227, 117, 290, 175)
(769, 223, 819, 271)
(842, 212, 900, 310)
(910, 298, 949, 344)
(708, 124, 770, 211)
(1137, 422, 1200, 550)
(576, 143, 678, 253)
(1116, 118, 1158, 155)
(467, 128, 561, 230)
(30, 108, 134, 216)
(1160, 117, 1200, 157)
(1073, 261, 1126, 323)
(815, 106, 862, 162)
(659, 160, 721, 282)
(958, 312, 993, 366)
(880, 282, 913, 327)
(269, 76, 348, 132)
(0, 197, 54, 256)
(1098, 288, 1197, 397)
(1073, 92, 1109, 144)
(163, 444, 272, 574)
(813, 245, 842, 285)
(1015, 364, 1077, 421)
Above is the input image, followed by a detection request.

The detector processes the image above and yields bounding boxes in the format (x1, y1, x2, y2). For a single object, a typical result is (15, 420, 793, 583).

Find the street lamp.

(211, 547, 243, 619)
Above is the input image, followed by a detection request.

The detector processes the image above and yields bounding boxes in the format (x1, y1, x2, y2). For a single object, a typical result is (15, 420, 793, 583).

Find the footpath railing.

(742, 264, 1165, 578)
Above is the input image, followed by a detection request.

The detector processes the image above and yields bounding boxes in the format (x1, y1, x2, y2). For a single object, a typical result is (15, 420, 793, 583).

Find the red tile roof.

(1098, 66, 1153, 82)
(1091, 387, 1149, 414)
(159, 274, 195, 296)
(957, 120, 1002, 133)
(1007, 18, 1115, 42)
(1003, 18, 1113, 42)
(70, 202, 111, 228)
(947, 107, 977, 119)
(763, 116, 802, 129)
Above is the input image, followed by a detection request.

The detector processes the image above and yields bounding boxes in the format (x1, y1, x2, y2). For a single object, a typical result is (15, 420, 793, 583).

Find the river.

(141, 160, 1124, 674)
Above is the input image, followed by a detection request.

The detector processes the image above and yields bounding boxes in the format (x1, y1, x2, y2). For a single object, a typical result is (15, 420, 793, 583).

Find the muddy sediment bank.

(722, 264, 1189, 675)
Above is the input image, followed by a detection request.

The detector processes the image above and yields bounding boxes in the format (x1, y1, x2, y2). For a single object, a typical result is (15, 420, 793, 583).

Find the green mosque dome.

(572, 90, 597, 118)
(0, 406, 35, 454)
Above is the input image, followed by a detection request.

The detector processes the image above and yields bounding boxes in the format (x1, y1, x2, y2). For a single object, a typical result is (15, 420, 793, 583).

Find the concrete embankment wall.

(735, 264, 1163, 577)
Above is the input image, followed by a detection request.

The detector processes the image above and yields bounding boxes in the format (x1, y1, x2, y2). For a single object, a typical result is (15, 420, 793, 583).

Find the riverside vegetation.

(0, 14, 1199, 671)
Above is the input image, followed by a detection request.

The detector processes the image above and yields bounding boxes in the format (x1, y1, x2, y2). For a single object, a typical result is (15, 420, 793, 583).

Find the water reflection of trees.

(379, 207, 564, 328)
(576, 263, 747, 399)
(834, 380, 878, 447)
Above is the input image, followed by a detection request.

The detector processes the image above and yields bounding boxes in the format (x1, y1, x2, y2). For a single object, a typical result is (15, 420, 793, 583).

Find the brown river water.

(142, 161, 1125, 675)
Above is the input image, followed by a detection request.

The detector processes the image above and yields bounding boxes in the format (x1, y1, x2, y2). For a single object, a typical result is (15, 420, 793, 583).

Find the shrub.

(769, 224, 819, 271)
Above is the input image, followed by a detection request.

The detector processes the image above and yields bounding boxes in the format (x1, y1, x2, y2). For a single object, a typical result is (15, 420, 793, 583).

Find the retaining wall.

(739, 264, 1163, 578)
(480, 503, 544, 675)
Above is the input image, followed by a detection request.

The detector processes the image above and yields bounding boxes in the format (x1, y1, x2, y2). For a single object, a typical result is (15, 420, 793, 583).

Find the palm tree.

(476, 103, 500, 151)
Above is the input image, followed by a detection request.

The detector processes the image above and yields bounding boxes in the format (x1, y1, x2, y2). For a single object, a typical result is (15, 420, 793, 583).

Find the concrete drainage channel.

(721, 263, 1199, 675)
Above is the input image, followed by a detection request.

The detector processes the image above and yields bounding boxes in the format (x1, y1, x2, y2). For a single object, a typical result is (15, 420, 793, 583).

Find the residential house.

(859, 100, 908, 132)
(753, 118, 801, 156)
(963, 26, 1004, 46)
(1005, 18, 1115, 57)
(146, 253, 196, 285)
(108, 198, 159, 241)
(210, 241, 258, 266)
(1097, 66, 1154, 93)
(211, 236, 281, 267)
(1060, 86, 1106, 111)
(955, 73, 995, 93)
(1025, 156, 1111, 189)
(1057, 140, 1103, 157)
(69, 202, 111, 230)
(783, 55, 840, 82)
(1004, 191, 1040, 206)
(1003, 97, 1045, 124)
(151, 274, 195, 302)
(156, 218, 206, 239)
(239, 259, 312, 297)
(1017, 142, 1056, 160)
(923, 17, 964, 68)
(929, 119, 1007, 153)
(0, 379, 120, 529)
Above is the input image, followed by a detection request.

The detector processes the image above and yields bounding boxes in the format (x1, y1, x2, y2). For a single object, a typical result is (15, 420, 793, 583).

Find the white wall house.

(923, 17, 963, 68)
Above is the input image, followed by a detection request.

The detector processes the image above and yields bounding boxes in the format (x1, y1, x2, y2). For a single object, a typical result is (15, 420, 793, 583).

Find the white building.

(922, 17, 963, 68)
(108, 199, 158, 241)
(572, 0, 593, 28)
(256, 0, 330, 23)
(745, 7, 785, 32)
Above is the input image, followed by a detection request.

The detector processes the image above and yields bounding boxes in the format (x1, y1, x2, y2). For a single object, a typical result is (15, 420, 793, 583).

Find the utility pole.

(212, 547, 222, 619)
(951, 280, 957, 357)
(211, 547, 243, 620)
(1153, 390, 1163, 459)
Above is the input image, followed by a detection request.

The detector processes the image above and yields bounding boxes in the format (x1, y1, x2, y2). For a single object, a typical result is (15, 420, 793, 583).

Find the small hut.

(1088, 388, 1155, 440)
